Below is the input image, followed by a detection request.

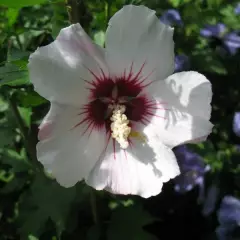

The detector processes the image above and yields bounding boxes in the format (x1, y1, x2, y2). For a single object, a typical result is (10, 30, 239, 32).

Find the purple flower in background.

(216, 196, 240, 240)
(200, 23, 226, 38)
(160, 9, 183, 26)
(233, 112, 240, 137)
(201, 23, 240, 55)
(223, 31, 240, 55)
(235, 3, 240, 15)
(173, 145, 210, 200)
(174, 54, 190, 72)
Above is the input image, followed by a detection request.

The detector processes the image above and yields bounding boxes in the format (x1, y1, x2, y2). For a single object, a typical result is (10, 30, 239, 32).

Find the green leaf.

(6, 8, 19, 27)
(18, 107, 32, 127)
(18, 173, 76, 238)
(0, 95, 8, 112)
(0, 0, 47, 8)
(0, 150, 31, 193)
(1, 149, 31, 173)
(15, 91, 47, 107)
(208, 57, 227, 75)
(168, 0, 182, 7)
(207, 0, 223, 7)
(0, 63, 29, 86)
(8, 49, 30, 62)
(107, 205, 157, 240)
(94, 31, 105, 47)
(0, 126, 15, 148)
(52, 1, 69, 39)
(28, 235, 39, 240)
(1, 177, 27, 193)
(190, 141, 225, 172)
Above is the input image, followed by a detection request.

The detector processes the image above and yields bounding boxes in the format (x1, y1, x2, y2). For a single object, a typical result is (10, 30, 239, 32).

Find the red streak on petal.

(125, 61, 134, 81)
(138, 68, 156, 87)
(99, 67, 107, 79)
(85, 66, 102, 83)
(82, 121, 94, 136)
(72, 117, 89, 129)
(130, 61, 146, 83)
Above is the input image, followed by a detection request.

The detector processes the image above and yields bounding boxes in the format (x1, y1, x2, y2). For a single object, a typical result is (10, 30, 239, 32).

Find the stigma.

(110, 104, 131, 149)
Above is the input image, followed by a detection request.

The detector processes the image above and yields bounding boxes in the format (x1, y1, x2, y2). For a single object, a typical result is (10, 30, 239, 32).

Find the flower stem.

(90, 189, 98, 224)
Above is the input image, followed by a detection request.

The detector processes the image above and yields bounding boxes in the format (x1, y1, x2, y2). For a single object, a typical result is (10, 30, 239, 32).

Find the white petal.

(148, 71, 212, 120)
(144, 71, 213, 148)
(86, 137, 179, 198)
(105, 5, 174, 82)
(37, 103, 106, 187)
(161, 71, 212, 119)
(28, 23, 108, 106)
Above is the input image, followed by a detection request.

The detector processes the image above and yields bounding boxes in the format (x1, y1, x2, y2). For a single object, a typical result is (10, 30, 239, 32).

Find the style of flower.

(173, 145, 210, 201)
(216, 196, 240, 240)
(174, 54, 190, 72)
(28, 5, 213, 198)
(233, 112, 240, 137)
(160, 9, 183, 26)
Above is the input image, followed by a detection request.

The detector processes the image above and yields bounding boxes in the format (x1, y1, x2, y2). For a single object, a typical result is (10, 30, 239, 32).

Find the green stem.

(90, 189, 98, 224)
(105, 0, 111, 28)
(8, 95, 39, 169)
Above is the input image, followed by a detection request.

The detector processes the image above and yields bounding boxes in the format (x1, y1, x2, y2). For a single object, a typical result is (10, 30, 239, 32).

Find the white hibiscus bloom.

(28, 5, 213, 198)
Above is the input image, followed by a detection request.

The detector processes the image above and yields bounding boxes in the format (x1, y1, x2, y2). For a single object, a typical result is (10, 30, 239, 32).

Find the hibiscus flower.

(28, 5, 213, 198)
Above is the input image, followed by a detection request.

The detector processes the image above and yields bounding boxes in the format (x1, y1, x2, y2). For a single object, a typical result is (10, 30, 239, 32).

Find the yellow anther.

(129, 130, 146, 143)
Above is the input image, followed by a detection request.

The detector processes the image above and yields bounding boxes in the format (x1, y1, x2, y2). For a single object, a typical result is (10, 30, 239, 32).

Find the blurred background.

(0, 0, 240, 239)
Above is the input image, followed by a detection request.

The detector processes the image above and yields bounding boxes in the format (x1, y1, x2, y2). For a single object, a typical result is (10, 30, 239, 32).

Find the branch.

(66, 0, 92, 29)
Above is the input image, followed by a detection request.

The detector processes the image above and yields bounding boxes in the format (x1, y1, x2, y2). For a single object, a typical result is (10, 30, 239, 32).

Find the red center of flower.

(74, 63, 165, 137)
